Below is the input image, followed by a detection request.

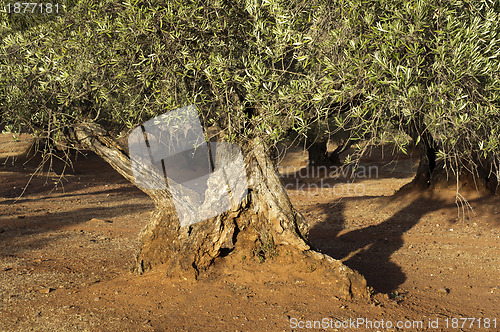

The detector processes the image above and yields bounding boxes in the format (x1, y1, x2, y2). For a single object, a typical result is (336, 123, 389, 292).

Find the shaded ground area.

(0, 134, 499, 331)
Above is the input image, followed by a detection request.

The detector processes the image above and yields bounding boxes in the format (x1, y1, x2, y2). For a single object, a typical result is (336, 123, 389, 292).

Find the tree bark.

(307, 139, 329, 166)
(408, 142, 437, 190)
(405, 140, 497, 195)
(307, 139, 351, 166)
(70, 121, 369, 299)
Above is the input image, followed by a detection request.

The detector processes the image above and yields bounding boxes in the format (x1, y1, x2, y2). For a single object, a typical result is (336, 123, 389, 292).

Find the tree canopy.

(1, 0, 499, 189)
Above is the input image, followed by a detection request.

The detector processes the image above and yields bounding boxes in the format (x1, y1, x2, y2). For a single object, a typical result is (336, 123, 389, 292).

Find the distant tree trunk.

(328, 141, 352, 165)
(307, 139, 329, 166)
(70, 121, 369, 299)
(307, 139, 351, 166)
(409, 139, 438, 190)
(407, 135, 497, 195)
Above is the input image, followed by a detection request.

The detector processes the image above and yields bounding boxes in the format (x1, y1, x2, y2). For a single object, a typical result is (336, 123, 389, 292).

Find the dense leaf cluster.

(315, 0, 500, 181)
(1, 0, 325, 144)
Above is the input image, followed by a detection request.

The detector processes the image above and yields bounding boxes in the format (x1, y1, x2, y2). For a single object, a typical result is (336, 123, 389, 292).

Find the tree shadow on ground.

(0, 148, 153, 255)
(309, 195, 447, 293)
(0, 201, 152, 256)
(1, 148, 133, 200)
(277, 144, 420, 189)
(0, 186, 143, 205)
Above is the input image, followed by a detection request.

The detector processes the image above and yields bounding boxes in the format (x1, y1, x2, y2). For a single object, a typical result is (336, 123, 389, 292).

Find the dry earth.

(0, 134, 499, 331)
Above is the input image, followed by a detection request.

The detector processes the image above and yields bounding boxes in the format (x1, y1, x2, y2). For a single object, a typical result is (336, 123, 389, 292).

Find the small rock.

(438, 288, 450, 295)
(88, 218, 113, 223)
(39, 287, 53, 294)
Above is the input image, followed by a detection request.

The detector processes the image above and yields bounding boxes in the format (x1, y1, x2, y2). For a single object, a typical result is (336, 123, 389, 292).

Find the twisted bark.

(70, 121, 369, 299)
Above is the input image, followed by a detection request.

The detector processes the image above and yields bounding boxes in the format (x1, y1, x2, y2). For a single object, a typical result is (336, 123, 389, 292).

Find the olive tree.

(314, 0, 500, 194)
(0, 0, 368, 298)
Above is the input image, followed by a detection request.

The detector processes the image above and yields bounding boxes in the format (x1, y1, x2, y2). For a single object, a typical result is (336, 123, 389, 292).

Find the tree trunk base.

(134, 190, 369, 299)
(307, 140, 351, 166)
(307, 140, 329, 166)
(134, 139, 369, 300)
(277, 248, 370, 300)
(398, 154, 496, 196)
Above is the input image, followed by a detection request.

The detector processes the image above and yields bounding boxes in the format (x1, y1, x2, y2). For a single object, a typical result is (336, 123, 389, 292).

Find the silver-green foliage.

(0, 0, 330, 145)
(315, 0, 500, 179)
(1, 0, 499, 183)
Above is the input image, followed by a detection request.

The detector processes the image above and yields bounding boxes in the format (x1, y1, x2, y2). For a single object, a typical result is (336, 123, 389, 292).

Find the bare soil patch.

(1, 135, 498, 331)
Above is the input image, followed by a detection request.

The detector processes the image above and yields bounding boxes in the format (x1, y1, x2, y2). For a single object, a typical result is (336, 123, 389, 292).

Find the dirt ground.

(0, 134, 499, 331)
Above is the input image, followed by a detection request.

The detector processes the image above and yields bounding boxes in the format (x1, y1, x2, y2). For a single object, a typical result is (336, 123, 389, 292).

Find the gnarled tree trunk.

(307, 139, 352, 166)
(70, 121, 369, 299)
(406, 137, 497, 195)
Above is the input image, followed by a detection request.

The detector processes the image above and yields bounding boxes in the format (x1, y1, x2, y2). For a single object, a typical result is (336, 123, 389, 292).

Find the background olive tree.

(312, 0, 500, 194)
